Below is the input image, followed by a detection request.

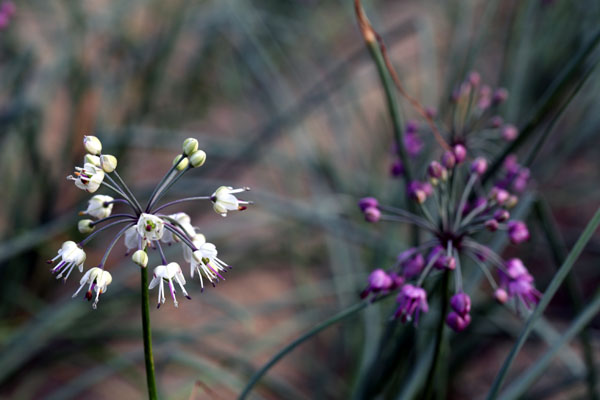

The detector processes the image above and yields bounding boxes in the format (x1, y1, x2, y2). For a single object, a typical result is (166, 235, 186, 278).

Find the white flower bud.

(84, 154, 101, 167)
(83, 195, 114, 219)
(183, 138, 199, 156)
(100, 154, 118, 173)
(132, 250, 148, 268)
(189, 150, 206, 168)
(83, 135, 102, 155)
(78, 219, 95, 234)
(173, 155, 189, 171)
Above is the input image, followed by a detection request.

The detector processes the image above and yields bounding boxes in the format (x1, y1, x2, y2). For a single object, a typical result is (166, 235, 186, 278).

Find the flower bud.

(428, 161, 444, 179)
(442, 151, 456, 169)
(84, 154, 101, 167)
(83, 135, 102, 155)
(173, 155, 189, 171)
(507, 220, 530, 244)
(358, 197, 379, 211)
(78, 219, 94, 234)
(468, 71, 481, 86)
(189, 150, 206, 168)
(506, 195, 519, 208)
(485, 219, 499, 231)
(492, 88, 509, 105)
(450, 292, 471, 315)
(494, 209, 510, 222)
(132, 250, 149, 268)
(490, 116, 503, 128)
(390, 160, 404, 177)
(502, 124, 518, 141)
(470, 157, 488, 176)
(495, 288, 508, 304)
(446, 311, 471, 332)
(100, 154, 118, 173)
(490, 187, 509, 205)
(453, 144, 467, 164)
(183, 138, 199, 156)
(364, 207, 381, 223)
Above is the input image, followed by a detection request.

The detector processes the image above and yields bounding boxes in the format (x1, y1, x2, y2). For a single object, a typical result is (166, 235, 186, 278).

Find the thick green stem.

(141, 267, 158, 400)
(423, 270, 450, 400)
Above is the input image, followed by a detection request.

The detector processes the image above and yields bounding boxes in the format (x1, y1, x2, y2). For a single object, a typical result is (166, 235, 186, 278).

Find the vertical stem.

(423, 270, 450, 400)
(141, 267, 158, 400)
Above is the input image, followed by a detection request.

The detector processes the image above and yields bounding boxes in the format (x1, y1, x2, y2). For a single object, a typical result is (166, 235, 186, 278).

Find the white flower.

(210, 186, 251, 217)
(124, 225, 141, 252)
(83, 195, 114, 219)
(191, 242, 230, 290)
(149, 262, 190, 308)
(183, 233, 207, 263)
(136, 213, 165, 242)
(83, 135, 102, 155)
(67, 163, 105, 193)
(161, 212, 195, 244)
(72, 267, 112, 309)
(48, 241, 86, 281)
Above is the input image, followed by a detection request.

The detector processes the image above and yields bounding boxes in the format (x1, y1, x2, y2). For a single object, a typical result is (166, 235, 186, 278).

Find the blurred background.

(1, 0, 600, 399)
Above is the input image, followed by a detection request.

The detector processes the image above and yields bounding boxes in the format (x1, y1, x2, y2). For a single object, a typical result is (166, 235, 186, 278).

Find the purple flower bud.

(468, 71, 481, 86)
(442, 151, 456, 169)
(364, 207, 381, 223)
(494, 209, 510, 222)
(495, 288, 508, 304)
(421, 182, 433, 196)
(359, 197, 378, 212)
(470, 157, 488, 176)
(428, 246, 453, 270)
(428, 161, 444, 179)
(490, 187, 509, 205)
(446, 311, 471, 332)
(453, 144, 467, 164)
(402, 253, 425, 279)
(485, 219, 499, 231)
(0, 13, 8, 29)
(504, 258, 529, 280)
(450, 292, 471, 315)
(490, 116, 503, 128)
(503, 154, 521, 175)
(507, 221, 530, 244)
(446, 256, 456, 271)
(502, 124, 518, 141)
(492, 88, 509, 105)
(408, 181, 427, 204)
(390, 160, 404, 177)
(405, 120, 418, 134)
(397, 248, 417, 263)
(360, 269, 393, 299)
(388, 272, 405, 290)
(395, 284, 429, 324)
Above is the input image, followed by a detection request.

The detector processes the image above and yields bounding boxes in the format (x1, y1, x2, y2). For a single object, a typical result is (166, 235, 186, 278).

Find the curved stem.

(112, 170, 144, 215)
(148, 166, 190, 212)
(152, 196, 211, 214)
(78, 219, 135, 247)
(99, 223, 134, 267)
(238, 297, 388, 399)
(90, 213, 137, 227)
(141, 266, 158, 400)
(145, 154, 185, 212)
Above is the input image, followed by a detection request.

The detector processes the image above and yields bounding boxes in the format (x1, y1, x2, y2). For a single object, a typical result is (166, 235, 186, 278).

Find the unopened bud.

(173, 155, 189, 171)
(83, 135, 102, 155)
(100, 154, 118, 173)
(495, 288, 508, 304)
(78, 219, 94, 234)
(132, 250, 148, 268)
(189, 150, 206, 168)
(183, 138, 199, 156)
(84, 154, 101, 167)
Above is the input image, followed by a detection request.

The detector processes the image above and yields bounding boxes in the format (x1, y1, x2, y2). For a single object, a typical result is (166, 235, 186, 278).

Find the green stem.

(238, 299, 382, 399)
(141, 267, 158, 400)
(422, 270, 450, 400)
(533, 198, 598, 400)
(486, 205, 600, 400)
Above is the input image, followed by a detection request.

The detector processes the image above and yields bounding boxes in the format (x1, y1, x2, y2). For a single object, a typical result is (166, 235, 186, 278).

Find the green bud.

(189, 150, 206, 168)
(78, 219, 95, 234)
(132, 250, 148, 268)
(173, 155, 189, 171)
(100, 154, 118, 173)
(183, 138, 199, 156)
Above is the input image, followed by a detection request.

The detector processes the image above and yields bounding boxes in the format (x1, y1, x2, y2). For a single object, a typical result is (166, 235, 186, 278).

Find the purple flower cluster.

(0, 1, 15, 29)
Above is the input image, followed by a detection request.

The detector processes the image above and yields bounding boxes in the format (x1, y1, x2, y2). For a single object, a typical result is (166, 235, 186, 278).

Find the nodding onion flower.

(360, 72, 539, 331)
(47, 135, 252, 309)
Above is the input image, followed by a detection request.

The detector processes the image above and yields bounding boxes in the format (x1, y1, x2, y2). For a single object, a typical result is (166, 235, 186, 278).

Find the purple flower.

(446, 311, 471, 332)
(492, 88, 509, 105)
(490, 187, 510, 205)
(428, 161, 444, 179)
(450, 292, 471, 315)
(477, 85, 492, 109)
(453, 144, 467, 164)
(402, 253, 425, 279)
(502, 124, 518, 141)
(404, 132, 423, 157)
(507, 220, 530, 244)
(485, 219, 499, 231)
(470, 157, 488, 176)
(408, 181, 428, 204)
(490, 116, 503, 128)
(395, 284, 429, 324)
(359, 197, 379, 212)
(499, 259, 541, 309)
(428, 245, 454, 270)
(361, 269, 393, 298)
(442, 151, 456, 169)
(364, 207, 381, 223)
(494, 209, 510, 222)
(390, 160, 404, 177)
(468, 71, 481, 86)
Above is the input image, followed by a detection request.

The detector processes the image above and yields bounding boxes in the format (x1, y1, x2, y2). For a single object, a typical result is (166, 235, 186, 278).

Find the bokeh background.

(1, 0, 600, 399)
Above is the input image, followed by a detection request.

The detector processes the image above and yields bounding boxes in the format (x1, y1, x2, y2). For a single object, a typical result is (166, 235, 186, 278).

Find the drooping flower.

(498, 258, 541, 309)
(211, 186, 251, 217)
(360, 269, 394, 298)
(191, 243, 230, 290)
(67, 163, 105, 193)
(394, 284, 429, 324)
(149, 263, 190, 308)
(82, 195, 114, 219)
(47, 241, 87, 281)
(507, 220, 530, 244)
(72, 267, 112, 309)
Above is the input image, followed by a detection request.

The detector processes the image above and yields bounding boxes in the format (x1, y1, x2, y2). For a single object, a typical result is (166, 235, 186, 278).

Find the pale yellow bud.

(173, 155, 189, 171)
(78, 219, 95, 234)
(83, 135, 102, 155)
(189, 150, 206, 168)
(100, 154, 118, 173)
(132, 250, 149, 268)
(84, 154, 101, 167)
(183, 138, 199, 156)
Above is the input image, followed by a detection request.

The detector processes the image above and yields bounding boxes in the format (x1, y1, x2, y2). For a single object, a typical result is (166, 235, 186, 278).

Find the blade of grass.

(486, 205, 600, 399)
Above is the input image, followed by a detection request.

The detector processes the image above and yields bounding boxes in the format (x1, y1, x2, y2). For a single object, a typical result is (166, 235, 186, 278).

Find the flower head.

(211, 186, 251, 217)
(394, 284, 429, 324)
(149, 262, 190, 308)
(72, 267, 112, 309)
(47, 241, 86, 281)
(68, 163, 105, 193)
(137, 213, 165, 242)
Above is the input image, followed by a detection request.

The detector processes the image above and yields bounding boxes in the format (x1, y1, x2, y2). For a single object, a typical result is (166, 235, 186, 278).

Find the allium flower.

(360, 269, 394, 298)
(211, 186, 251, 217)
(507, 220, 530, 244)
(47, 241, 86, 281)
(48, 136, 252, 309)
(82, 195, 114, 219)
(395, 284, 429, 324)
(72, 267, 112, 309)
(68, 163, 105, 193)
(149, 263, 190, 308)
(498, 258, 541, 309)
